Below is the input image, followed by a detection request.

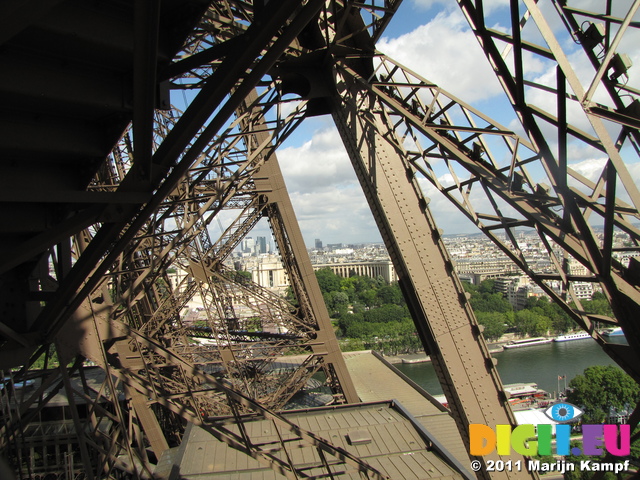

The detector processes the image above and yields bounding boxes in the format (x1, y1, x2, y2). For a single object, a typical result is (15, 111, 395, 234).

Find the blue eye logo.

(544, 402, 584, 423)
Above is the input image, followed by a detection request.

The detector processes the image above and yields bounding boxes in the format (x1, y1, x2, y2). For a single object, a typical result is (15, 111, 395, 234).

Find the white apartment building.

(240, 254, 290, 296)
(313, 260, 397, 283)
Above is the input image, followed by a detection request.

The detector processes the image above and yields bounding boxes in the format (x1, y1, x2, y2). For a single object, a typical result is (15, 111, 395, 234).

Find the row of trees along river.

(314, 267, 640, 477)
(313, 267, 613, 355)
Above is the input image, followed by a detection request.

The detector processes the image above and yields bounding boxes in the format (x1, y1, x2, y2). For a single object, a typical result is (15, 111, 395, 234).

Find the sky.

(212, 0, 640, 247)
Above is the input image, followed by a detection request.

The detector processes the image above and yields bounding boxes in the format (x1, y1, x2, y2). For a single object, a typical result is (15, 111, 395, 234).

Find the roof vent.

(347, 430, 372, 445)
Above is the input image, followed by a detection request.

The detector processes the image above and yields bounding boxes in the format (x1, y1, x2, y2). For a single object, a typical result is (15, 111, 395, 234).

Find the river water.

(394, 336, 629, 397)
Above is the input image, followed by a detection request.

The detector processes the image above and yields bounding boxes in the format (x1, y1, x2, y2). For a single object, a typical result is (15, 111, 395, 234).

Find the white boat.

(504, 337, 553, 349)
(603, 327, 624, 337)
(503, 382, 540, 397)
(554, 331, 590, 342)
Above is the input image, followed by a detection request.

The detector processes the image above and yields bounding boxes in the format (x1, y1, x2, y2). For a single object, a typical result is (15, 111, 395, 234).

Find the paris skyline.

(224, 0, 640, 246)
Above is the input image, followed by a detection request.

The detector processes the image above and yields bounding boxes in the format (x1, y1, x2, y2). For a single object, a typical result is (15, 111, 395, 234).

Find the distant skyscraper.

(256, 236, 267, 254)
(315, 238, 323, 249)
(243, 236, 255, 254)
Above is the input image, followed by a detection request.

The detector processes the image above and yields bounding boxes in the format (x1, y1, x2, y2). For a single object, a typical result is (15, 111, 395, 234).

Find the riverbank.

(383, 332, 547, 364)
(394, 335, 621, 397)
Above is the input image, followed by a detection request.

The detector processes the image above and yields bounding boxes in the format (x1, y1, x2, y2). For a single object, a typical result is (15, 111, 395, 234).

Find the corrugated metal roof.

(343, 351, 474, 478)
(166, 402, 464, 479)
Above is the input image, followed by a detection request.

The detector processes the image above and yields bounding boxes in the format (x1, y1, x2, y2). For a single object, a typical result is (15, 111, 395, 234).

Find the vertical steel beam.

(520, 0, 640, 214)
(133, 0, 161, 182)
(32, 0, 326, 349)
(332, 83, 532, 479)
(247, 89, 359, 403)
(57, 360, 96, 480)
(115, 340, 170, 457)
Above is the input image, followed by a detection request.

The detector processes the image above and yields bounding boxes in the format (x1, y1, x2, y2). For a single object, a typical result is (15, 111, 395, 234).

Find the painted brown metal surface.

(1, 0, 640, 479)
(455, 0, 640, 379)
(331, 73, 529, 480)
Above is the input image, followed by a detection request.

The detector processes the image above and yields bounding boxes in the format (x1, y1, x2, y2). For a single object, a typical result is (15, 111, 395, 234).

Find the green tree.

(476, 311, 507, 341)
(631, 427, 640, 460)
(315, 267, 342, 294)
(359, 289, 377, 308)
(376, 283, 404, 306)
(364, 304, 408, 323)
(582, 292, 614, 318)
(235, 270, 252, 282)
(30, 344, 59, 369)
(567, 365, 640, 424)
(462, 281, 478, 294)
(514, 309, 551, 337)
(339, 276, 356, 300)
(324, 291, 349, 316)
(478, 278, 495, 294)
(464, 280, 512, 314)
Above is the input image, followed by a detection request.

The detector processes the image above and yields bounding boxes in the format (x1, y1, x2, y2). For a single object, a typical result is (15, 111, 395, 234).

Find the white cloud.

(274, 126, 381, 244)
(569, 157, 607, 184)
(412, 0, 508, 15)
(568, 156, 640, 211)
(377, 10, 504, 103)
(274, 125, 482, 244)
(288, 188, 381, 243)
(277, 127, 358, 193)
(264, 3, 640, 245)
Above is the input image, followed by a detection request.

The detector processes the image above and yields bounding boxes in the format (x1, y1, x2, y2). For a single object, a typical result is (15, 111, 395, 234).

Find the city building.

(256, 236, 268, 254)
(454, 256, 520, 284)
(494, 276, 531, 309)
(242, 236, 255, 254)
(238, 254, 290, 296)
(313, 260, 397, 283)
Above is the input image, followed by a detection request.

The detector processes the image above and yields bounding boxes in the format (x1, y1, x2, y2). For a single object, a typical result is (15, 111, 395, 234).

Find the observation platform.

(158, 351, 473, 479)
(343, 351, 473, 478)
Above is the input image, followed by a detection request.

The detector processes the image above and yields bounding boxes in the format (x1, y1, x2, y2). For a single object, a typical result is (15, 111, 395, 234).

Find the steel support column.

(332, 82, 532, 479)
(246, 88, 359, 403)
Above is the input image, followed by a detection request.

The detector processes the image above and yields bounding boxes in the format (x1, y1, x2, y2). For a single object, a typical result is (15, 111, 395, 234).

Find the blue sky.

(268, 0, 515, 245)
(211, 1, 640, 247)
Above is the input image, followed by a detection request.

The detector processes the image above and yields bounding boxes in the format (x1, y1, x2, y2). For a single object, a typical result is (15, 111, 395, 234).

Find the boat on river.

(554, 331, 590, 342)
(504, 337, 552, 349)
(603, 327, 624, 337)
(433, 382, 552, 410)
(506, 382, 552, 411)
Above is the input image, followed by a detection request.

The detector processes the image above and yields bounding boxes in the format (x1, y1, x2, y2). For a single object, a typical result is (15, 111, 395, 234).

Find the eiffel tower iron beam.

(2, 0, 640, 479)
(331, 59, 529, 480)
(246, 87, 359, 404)
(455, 0, 640, 377)
(329, 51, 640, 380)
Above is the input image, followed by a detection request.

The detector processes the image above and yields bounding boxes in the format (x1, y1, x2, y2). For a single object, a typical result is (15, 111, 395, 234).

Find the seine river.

(394, 336, 628, 397)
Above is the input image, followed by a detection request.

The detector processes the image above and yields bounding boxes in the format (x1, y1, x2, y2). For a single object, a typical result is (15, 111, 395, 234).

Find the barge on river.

(554, 331, 590, 342)
(504, 337, 552, 349)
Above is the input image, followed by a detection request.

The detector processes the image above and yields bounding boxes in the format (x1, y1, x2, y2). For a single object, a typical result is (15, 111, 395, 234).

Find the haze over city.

(218, 0, 640, 247)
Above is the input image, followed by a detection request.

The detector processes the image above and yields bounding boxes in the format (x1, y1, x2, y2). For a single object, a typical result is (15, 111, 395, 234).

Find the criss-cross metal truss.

(452, 0, 640, 375)
(1, 0, 640, 479)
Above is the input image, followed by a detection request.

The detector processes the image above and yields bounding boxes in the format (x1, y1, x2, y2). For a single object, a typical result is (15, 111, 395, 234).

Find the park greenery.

(533, 366, 640, 478)
(314, 268, 614, 354)
(567, 365, 640, 424)
(27, 270, 616, 366)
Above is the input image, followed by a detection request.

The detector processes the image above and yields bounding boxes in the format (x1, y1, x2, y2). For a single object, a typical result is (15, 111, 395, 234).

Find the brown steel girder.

(331, 64, 531, 480)
(455, 0, 640, 369)
(333, 53, 640, 381)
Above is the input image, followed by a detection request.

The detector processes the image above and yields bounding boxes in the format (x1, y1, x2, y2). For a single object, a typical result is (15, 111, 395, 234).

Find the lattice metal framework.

(1, 1, 640, 479)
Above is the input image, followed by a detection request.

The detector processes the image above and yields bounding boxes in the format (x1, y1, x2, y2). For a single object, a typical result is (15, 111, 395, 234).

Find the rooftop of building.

(158, 400, 467, 480)
(155, 351, 474, 479)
